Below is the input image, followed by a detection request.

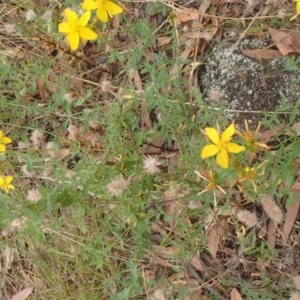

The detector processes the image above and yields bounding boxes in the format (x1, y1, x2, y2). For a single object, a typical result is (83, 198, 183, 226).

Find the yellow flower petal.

(78, 10, 91, 26)
(0, 176, 14, 193)
(201, 144, 220, 159)
(1, 136, 12, 144)
(297, 1, 300, 13)
(4, 176, 13, 184)
(221, 123, 235, 142)
(64, 8, 78, 23)
(96, 7, 109, 22)
(67, 32, 80, 51)
(82, 0, 98, 10)
(106, 1, 123, 16)
(226, 142, 246, 154)
(5, 185, 15, 192)
(58, 22, 73, 33)
(204, 128, 219, 145)
(3, 137, 11, 144)
(78, 27, 98, 40)
(1, 137, 11, 144)
(0, 144, 5, 152)
(216, 148, 229, 169)
(59, 22, 73, 33)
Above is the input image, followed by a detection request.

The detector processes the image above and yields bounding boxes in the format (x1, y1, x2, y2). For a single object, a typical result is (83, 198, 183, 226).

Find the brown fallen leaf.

(129, 68, 142, 92)
(292, 121, 300, 135)
(157, 36, 173, 48)
(112, 14, 120, 29)
(152, 245, 179, 260)
(210, 10, 219, 37)
(267, 27, 300, 55)
(175, 7, 199, 25)
(241, 48, 283, 61)
(12, 287, 33, 300)
(36, 76, 47, 100)
(130, 69, 152, 129)
(128, 68, 152, 129)
(145, 48, 154, 62)
(258, 126, 281, 142)
(35, 0, 48, 6)
(291, 181, 300, 193)
(29, 274, 45, 291)
(282, 201, 299, 246)
(258, 221, 267, 239)
(141, 99, 152, 130)
(198, 0, 211, 23)
(164, 189, 184, 229)
(182, 31, 215, 40)
(169, 47, 192, 81)
(207, 224, 219, 258)
(149, 252, 174, 268)
(182, 1, 216, 42)
(290, 32, 300, 49)
(190, 251, 204, 271)
(58, 149, 71, 160)
(231, 287, 243, 300)
(282, 181, 300, 245)
(266, 219, 276, 250)
(184, 288, 203, 300)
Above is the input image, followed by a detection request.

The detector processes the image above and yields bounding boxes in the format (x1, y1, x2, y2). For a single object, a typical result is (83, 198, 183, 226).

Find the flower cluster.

(199, 122, 270, 221)
(59, 0, 123, 51)
(0, 130, 14, 193)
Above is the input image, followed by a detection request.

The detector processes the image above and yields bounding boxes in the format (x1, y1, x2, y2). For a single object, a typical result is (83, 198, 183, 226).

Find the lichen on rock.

(200, 38, 300, 128)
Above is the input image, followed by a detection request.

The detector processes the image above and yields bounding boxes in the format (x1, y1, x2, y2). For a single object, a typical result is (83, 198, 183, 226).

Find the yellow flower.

(0, 131, 12, 153)
(82, 0, 123, 23)
(195, 170, 226, 193)
(58, 9, 98, 51)
(237, 161, 267, 193)
(235, 120, 269, 152)
(195, 170, 226, 207)
(291, 0, 300, 20)
(0, 176, 14, 193)
(201, 123, 245, 169)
